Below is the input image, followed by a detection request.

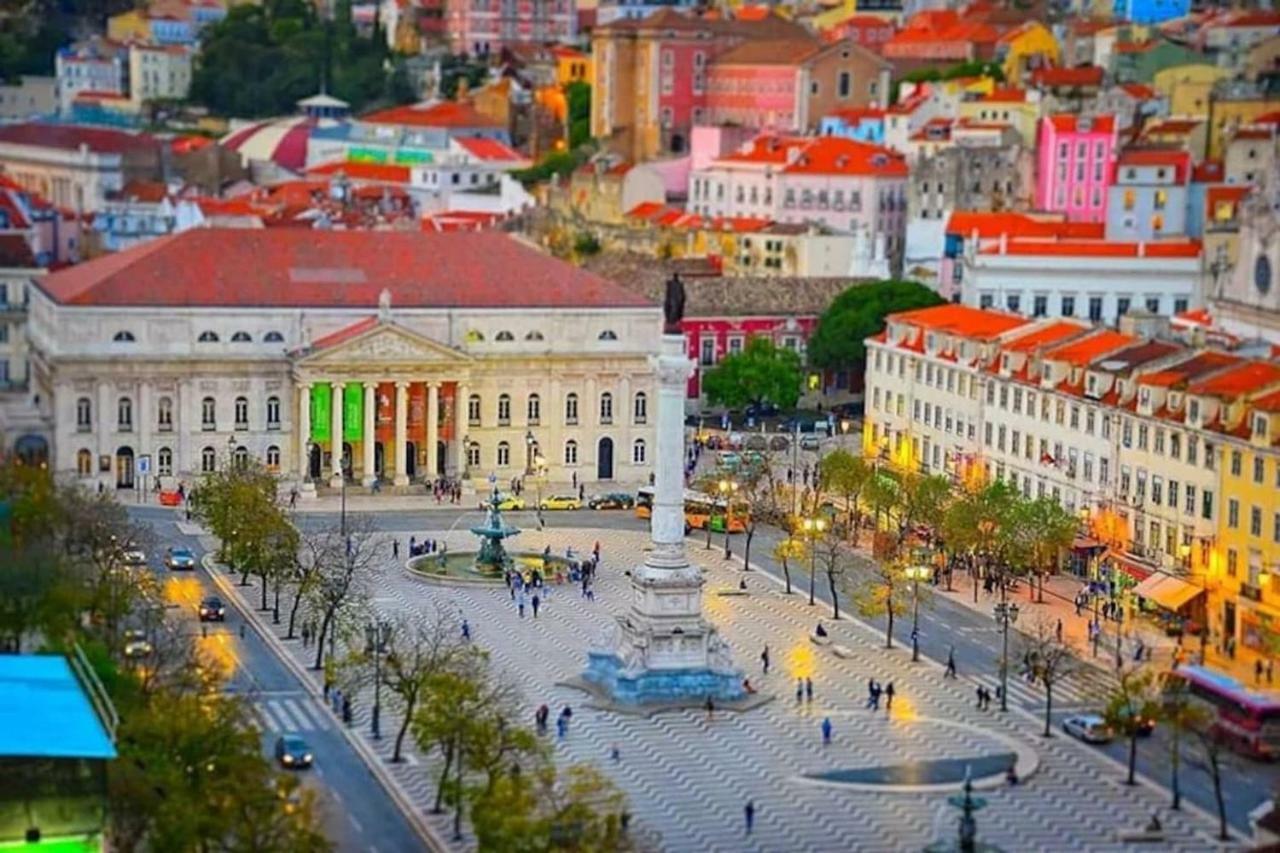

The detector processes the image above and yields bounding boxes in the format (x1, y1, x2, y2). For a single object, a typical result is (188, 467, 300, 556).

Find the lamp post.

(365, 619, 390, 739)
(993, 599, 1020, 712)
(802, 516, 825, 606)
(718, 478, 738, 560)
(905, 564, 930, 662)
(462, 434, 472, 481)
(226, 434, 237, 469)
(524, 430, 536, 478)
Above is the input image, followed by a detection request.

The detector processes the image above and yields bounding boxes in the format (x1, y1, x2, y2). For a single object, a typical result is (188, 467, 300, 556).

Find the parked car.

(480, 493, 525, 511)
(588, 492, 634, 510)
(744, 435, 768, 451)
(198, 596, 226, 622)
(165, 546, 196, 570)
(1062, 714, 1114, 744)
(800, 434, 821, 451)
(122, 548, 148, 566)
(274, 734, 313, 769)
(540, 495, 582, 511)
(1112, 706, 1157, 737)
(768, 435, 789, 451)
(123, 629, 153, 659)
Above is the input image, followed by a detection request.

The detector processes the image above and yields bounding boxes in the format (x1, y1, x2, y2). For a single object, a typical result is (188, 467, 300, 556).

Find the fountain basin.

(406, 552, 579, 586)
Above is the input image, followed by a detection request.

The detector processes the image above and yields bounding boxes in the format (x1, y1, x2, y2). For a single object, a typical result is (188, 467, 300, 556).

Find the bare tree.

(1020, 617, 1081, 737)
(771, 537, 806, 596)
(305, 517, 377, 671)
(381, 607, 471, 762)
(1189, 714, 1232, 841)
(812, 527, 850, 620)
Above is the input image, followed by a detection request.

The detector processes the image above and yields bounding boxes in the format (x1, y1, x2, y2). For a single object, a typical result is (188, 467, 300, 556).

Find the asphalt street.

(126, 505, 426, 853)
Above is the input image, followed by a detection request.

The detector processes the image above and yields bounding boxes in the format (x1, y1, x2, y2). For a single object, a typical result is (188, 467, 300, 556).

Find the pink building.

(445, 0, 576, 56)
(1034, 114, 1117, 223)
(685, 316, 820, 399)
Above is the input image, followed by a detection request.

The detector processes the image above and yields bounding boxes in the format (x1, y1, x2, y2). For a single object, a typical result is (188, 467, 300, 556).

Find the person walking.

(760, 645, 770, 675)
(975, 684, 984, 710)
(531, 593, 541, 618)
(1055, 618, 1063, 643)
(392, 539, 400, 560)
(556, 715, 568, 739)
(744, 800, 755, 836)
(795, 678, 804, 704)
(945, 646, 957, 678)
(805, 677, 813, 703)
(461, 619, 471, 642)
(535, 704, 549, 734)
(517, 591, 526, 618)
(821, 717, 833, 746)
(705, 696, 715, 721)
(1257, 658, 1265, 685)
(571, 471, 577, 490)
(884, 682, 896, 712)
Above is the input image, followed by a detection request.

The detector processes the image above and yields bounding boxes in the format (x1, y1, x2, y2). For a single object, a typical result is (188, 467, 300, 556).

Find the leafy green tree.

(565, 80, 591, 149)
(439, 53, 488, 100)
(817, 449, 873, 544)
(470, 763, 632, 852)
(1009, 495, 1078, 602)
(573, 232, 601, 257)
(853, 557, 911, 649)
(379, 608, 470, 763)
(806, 280, 944, 371)
(702, 337, 802, 411)
(1103, 665, 1161, 786)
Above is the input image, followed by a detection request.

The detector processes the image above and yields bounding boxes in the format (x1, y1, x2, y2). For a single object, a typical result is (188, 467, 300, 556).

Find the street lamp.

(524, 430, 536, 478)
(365, 620, 390, 739)
(802, 516, 826, 606)
(905, 564, 931, 662)
(462, 434, 472, 480)
(718, 478, 738, 561)
(226, 433, 237, 469)
(993, 600, 1020, 712)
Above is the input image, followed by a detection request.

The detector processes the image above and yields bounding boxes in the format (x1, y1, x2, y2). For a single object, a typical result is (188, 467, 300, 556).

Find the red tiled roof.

(1031, 65, 1105, 87)
(707, 216, 771, 232)
(981, 239, 1201, 258)
(1048, 114, 1116, 134)
(1192, 159, 1224, 182)
(305, 161, 411, 183)
(111, 180, 169, 203)
(1115, 39, 1156, 54)
(781, 136, 908, 177)
(1046, 330, 1134, 365)
(890, 304, 1028, 340)
(1117, 147, 1192, 182)
(1139, 351, 1241, 388)
(36, 229, 652, 310)
(1143, 118, 1202, 135)
(0, 233, 36, 268)
(1187, 361, 1280, 397)
(946, 211, 1105, 240)
(1207, 184, 1249, 211)
(0, 123, 158, 154)
(625, 201, 666, 220)
(981, 87, 1028, 103)
(1003, 320, 1088, 352)
(453, 135, 526, 162)
(824, 106, 886, 123)
(1119, 83, 1157, 100)
(360, 101, 504, 128)
(1252, 389, 1280, 413)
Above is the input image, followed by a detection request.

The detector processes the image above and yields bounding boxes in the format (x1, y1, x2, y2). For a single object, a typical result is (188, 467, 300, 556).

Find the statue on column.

(663, 273, 685, 334)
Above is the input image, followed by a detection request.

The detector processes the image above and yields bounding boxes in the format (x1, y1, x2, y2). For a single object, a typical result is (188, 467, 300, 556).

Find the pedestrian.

(302, 623, 311, 648)
(392, 539, 400, 560)
(866, 678, 877, 709)
(535, 704, 549, 734)
(821, 716, 833, 745)
(805, 677, 814, 703)
(884, 681, 895, 712)
(975, 684, 984, 710)
(289, 488, 298, 509)
(409, 535, 417, 556)
(332, 687, 343, 715)
(572, 471, 577, 490)
(760, 645, 770, 674)
(578, 483, 585, 501)
(945, 646, 957, 678)
(795, 678, 804, 703)
(1257, 659, 1265, 685)
(744, 800, 755, 835)
(342, 695, 352, 725)
(705, 696, 715, 721)
(1056, 618, 1063, 643)
(518, 592, 526, 618)
(556, 715, 567, 739)
(531, 593, 541, 618)
(610, 744, 621, 762)
(461, 619, 471, 642)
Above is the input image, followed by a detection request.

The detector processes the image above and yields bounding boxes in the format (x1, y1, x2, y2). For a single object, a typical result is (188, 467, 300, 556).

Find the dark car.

(588, 492, 634, 510)
(165, 546, 196, 570)
(274, 734, 313, 769)
(198, 596, 226, 622)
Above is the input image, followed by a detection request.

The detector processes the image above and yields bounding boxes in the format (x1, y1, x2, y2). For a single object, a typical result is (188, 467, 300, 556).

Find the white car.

(123, 629, 153, 658)
(1062, 714, 1114, 744)
(122, 548, 148, 566)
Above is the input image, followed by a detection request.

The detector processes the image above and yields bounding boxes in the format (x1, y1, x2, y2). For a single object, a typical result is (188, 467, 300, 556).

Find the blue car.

(165, 546, 196, 570)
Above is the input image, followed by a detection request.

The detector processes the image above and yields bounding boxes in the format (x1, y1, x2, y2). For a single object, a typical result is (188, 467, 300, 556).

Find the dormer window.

(1140, 388, 1150, 407)
(231, 331, 252, 342)
(1169, 393, 1181, 409)
(1002, 354, 1011, 372)
(113, 330, 135, 342)
(1255, 415, 1269, 440)
(1189, 399, 1200, 423)
(926, 333, 936, 352)
(197, 331, 219, 343)
(1087, 375, 1098, 396)
(495, 331, 515, 342)
(1041, 363, 1051, 381)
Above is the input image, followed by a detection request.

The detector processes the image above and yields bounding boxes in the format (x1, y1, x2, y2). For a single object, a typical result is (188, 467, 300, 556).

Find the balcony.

(1240, 583, 1263, 602)
(0, 301, 27, 319)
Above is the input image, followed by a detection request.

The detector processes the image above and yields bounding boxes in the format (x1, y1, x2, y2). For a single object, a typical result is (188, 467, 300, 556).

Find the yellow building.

(1208, 83, 1275, 158)
(1216, 386, 1280, 660)
(956, 88, 1043, 147)
(553, 47, 592, 88)
(1153, 63, 1230, 119)
(107, 9, 151, 42)
(997, 21, 1061, 84)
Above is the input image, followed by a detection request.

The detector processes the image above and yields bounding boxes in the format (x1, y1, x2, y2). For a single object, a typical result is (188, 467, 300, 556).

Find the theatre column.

(454, 381, 470, 481)
(426, 382, 439, 479)
(329, 381, 344, 487)
(297, 383, 313, 493)
(393, 381, 408, 486)
(362, 382, 377, 487)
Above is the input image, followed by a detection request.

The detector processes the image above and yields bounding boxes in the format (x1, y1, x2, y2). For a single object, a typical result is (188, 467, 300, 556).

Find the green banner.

(344, 384, 363, 441)
(311, 384, 331, 443)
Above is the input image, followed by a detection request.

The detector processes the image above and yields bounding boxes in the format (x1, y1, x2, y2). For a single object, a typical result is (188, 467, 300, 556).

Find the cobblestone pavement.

(215, 528, 1235, 852)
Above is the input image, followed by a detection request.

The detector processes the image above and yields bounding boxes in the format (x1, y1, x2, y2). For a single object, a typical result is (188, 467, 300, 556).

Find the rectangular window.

(1254, 456, 1265, 483)
(700, 338, 715, 366)
(1061, 296, 1075, 317)
(1251, 506, 1263, 537)
(838, 71, 851, 98)
(1088, 297, 1103, 322)
(1033, 295, 1047, 317)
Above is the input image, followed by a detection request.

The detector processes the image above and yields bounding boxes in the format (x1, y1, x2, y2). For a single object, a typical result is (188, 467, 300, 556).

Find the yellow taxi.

(539, 494, 582, 511)
(479, 493, 526, 511)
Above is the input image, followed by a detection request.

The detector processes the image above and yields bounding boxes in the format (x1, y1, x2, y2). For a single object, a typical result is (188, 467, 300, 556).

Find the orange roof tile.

(1252, 389, 1280, 413)
(1045, 330, 1134, 365)
(1031, 65, 1105, 87)
(1119, 83, 1157, 100)
(890, 304, 1028, 340)
(625, 201, 666, 220)
(305, 161, 411, 183)
(1003, 320, 1089, 352)
(981, 87, 1028, 103)
(1048, 114, 1116, 134)
(360, 101, 503, 128)
(946, 211, 1104, 240)
(1187, 361, 1280, 397)
(980, 240, 1201, 258)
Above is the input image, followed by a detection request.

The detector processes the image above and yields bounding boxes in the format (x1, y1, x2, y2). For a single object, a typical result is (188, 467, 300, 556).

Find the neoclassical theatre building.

(27, 229, 661, 491)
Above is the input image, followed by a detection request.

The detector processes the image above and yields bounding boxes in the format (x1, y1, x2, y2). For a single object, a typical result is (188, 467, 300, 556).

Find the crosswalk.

(254, 694, 330, 734)
(981, 665, 1117, 712)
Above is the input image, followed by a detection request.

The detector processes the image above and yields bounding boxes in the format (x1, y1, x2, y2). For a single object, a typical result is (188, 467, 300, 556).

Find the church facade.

(26, 228, 660, 492)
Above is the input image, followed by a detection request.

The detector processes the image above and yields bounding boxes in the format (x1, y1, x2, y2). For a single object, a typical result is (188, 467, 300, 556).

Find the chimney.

(1137, 241, 1146, 257)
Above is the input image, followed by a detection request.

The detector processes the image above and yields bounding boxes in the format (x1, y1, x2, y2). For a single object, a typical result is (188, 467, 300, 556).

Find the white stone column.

(393, 381, 408, 486)
(650, 334, 694, 560)
(454, 381, 470, 480)
(362, 382, 377, 487)
(329, 381, 344, 487)
(96, 381, 111, 480)
(297, 383, 311, 480)
(137, 382, 151, 490)
(176, 380, 191, 480)
(426, 381, 439, 480)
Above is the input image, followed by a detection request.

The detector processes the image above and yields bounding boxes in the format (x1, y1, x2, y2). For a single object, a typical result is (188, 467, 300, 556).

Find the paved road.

(291, 503, 1277, 834)
(127, 506, 426, 853)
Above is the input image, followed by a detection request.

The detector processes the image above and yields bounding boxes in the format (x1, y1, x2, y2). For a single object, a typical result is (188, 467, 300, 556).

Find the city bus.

(634, 487, 747, 533)
(1161, 665, 1280, 760)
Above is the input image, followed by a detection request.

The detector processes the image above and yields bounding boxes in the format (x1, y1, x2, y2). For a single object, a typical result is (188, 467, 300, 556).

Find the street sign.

(136, 455, 151, 476)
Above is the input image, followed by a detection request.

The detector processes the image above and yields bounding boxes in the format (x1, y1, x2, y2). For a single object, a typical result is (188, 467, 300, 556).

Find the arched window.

(263, 331, 285, 343)
(632, 439, 647, 464)
(76, 448, 93, 476)
(496, 441, 510, 467)
(466, 442, 481, 467)
(527, 393, 541, 424)
(266, 396, 280, 429)
(157, 396, 173, 431)
(465, 329, 485, 343)
(633, 391, 648, 424)
(234, 396, 249, 429)
(76, 397, 91, 430)
(117, 397, 132, 431)
(113, 330, 135, 342)
(497, 393, 511, 425)
(197, 330, 219, 343)
(564, 439, 578, 465)
(233, 446, 249, 469)
(201, 397, 216, 430)
(599, 392, 613, 424)
(468, 394, 481, 425)
(565, 392, 579, 425)
(598, 330, 618, 341)
(495, 330, 515, 342)
(157, 446, 172, 475)
(266, 445, 281, 470)
(230, 331, 252, 342)
(525, 330, 545, 341)
(201, 446, 216, 472)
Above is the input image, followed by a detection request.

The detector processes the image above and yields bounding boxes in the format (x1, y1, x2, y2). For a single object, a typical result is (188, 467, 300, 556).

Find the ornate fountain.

(469, 486, 522, 575)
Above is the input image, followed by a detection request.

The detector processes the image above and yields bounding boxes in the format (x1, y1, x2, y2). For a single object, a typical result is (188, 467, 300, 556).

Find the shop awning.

(1133, 574, 1205, 612)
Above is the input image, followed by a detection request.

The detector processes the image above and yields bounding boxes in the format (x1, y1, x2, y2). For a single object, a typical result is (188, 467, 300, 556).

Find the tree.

(469, 762, 633, 852)
(1103, 665, 1161, 786)
(806, 280, 944, 371)
(1020, 618, 1081, 737)
(565, 80, 591, 149)
(853, 558, 911, 649)
(812, 527, 851, 620)
(817, 449, 873, 544)
(1189, 709, 1232, 841)
(942, 480, 1021, 600)
(772, 537, 806, 596)
(1160, 673, 1202, 812)
(701, 337, 803, 412)
(1009, 496, 1077, 603)
(887, 472, 951, 548)
(735, 460, 782, 572)
(305, 518, 376, 671)
(381, 608, 471, 763)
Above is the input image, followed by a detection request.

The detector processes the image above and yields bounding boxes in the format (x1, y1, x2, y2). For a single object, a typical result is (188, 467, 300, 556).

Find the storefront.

(1239, 597, 1280, 655)
(1131, 572, 1206, 637)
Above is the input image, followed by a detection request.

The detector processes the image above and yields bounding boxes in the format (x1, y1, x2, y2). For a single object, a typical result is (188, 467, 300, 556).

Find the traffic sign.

(136, 454, 151, 476)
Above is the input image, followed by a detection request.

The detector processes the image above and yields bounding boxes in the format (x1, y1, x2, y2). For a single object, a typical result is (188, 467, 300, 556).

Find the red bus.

(1162, 665, 1280, 760)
